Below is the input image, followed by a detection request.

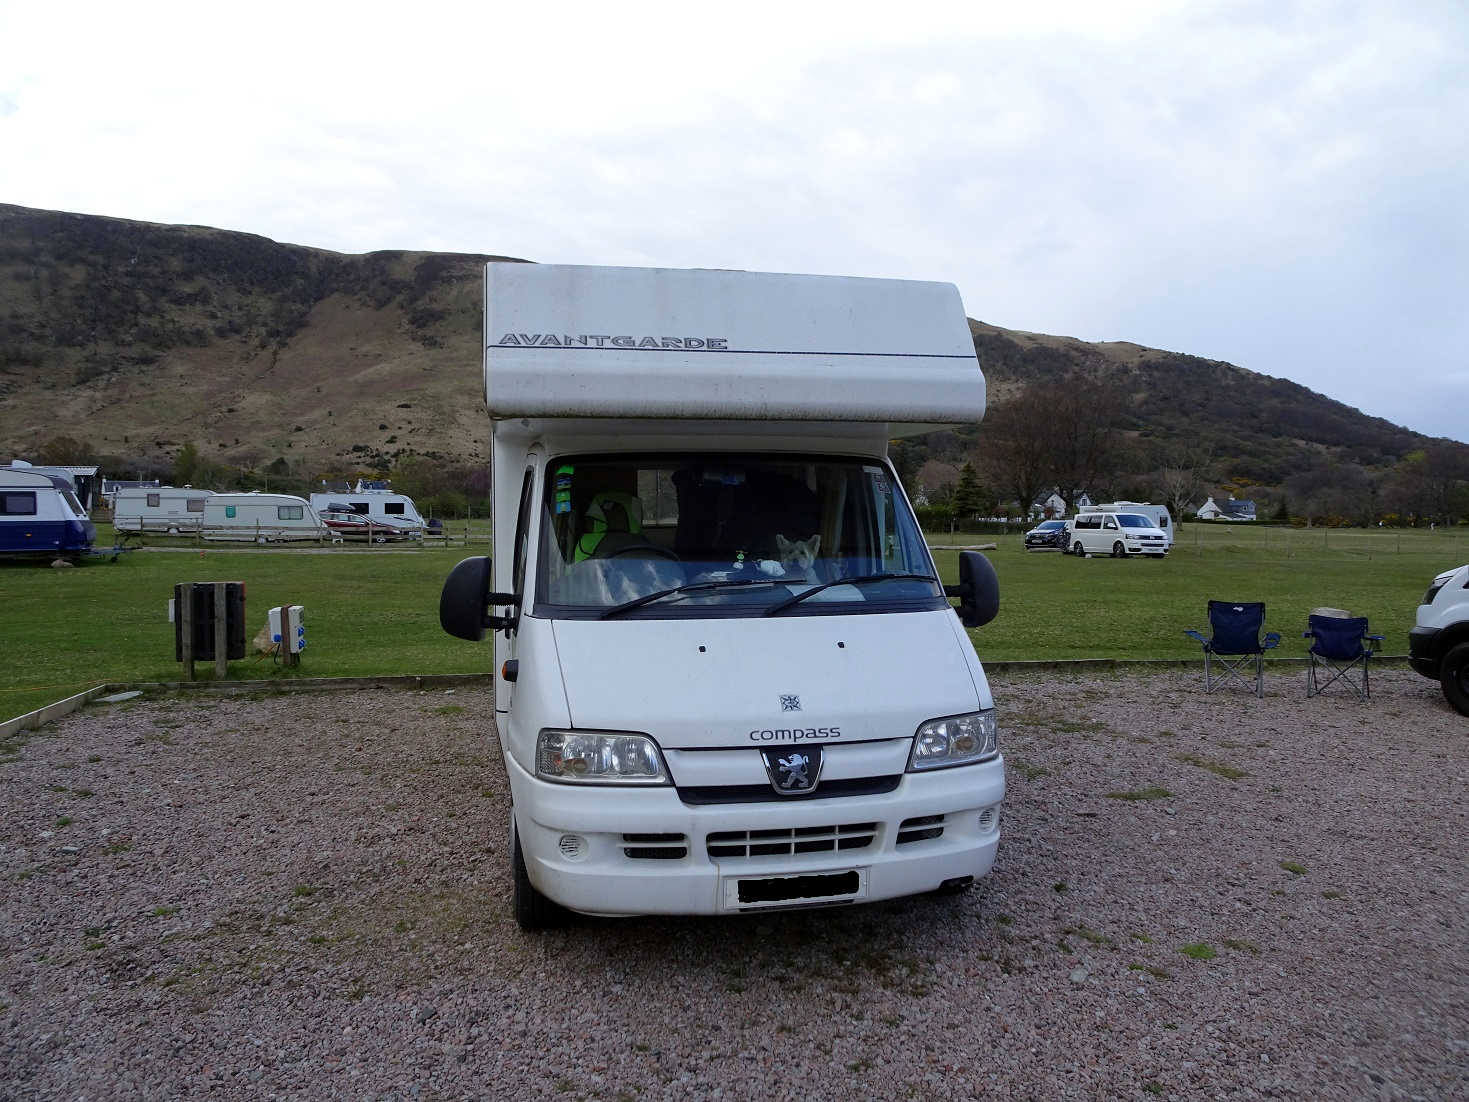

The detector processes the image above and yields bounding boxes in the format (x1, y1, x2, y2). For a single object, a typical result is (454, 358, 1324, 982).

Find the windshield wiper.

(600, 578, 778, 620)
(762, 573, 936, 616)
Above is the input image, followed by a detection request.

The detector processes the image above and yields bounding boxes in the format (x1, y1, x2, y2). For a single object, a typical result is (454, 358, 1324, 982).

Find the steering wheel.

(604, 543, 680, 562)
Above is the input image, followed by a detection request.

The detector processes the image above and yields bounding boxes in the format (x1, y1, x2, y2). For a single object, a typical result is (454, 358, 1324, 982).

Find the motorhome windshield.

(534, 453, 943, 618)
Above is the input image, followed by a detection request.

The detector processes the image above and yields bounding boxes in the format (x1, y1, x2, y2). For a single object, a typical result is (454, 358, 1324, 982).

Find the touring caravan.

(113, 487, 214, 534)
(200, 493, 332, 543)
(310, 485, 425, 537)
(438, 263, 1003, 929)
(0, 464, 96, 557)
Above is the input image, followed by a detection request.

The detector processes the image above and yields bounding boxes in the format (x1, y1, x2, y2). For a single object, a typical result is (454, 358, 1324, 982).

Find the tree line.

(892, 373, 1469, 528)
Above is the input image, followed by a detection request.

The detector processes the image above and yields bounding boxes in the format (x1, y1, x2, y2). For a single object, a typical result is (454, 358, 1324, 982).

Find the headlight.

(907, 711, 998, 771)
(536, 729, 670, 785)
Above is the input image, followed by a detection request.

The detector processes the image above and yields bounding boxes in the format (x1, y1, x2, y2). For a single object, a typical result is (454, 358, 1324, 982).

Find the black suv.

(1024, 519, 1068, 551)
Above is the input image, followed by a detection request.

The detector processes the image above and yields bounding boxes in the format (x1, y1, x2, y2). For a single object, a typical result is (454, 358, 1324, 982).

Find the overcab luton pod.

(442, 263, 1002, 929)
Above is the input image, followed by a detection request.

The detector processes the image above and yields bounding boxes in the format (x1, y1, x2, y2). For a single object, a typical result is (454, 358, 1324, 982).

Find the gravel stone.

(1, 669, 1465, 1099)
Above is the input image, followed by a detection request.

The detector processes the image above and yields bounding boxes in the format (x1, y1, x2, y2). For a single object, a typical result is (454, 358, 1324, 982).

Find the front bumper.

(1408, 625, 1440, 679)
(1123, 542, 1167, 556)
(506, 752, 1005, 916)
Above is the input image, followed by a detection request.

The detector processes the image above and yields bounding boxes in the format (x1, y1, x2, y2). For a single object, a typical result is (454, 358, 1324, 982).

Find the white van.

(201, 493, 332, 542)
(1409, 563, 1469, 716)
(1066, 511, 1169, 557)
(1097, 501, 1173, 549)
(113, 486, 214, 534)
(440, 263, 1004, 928)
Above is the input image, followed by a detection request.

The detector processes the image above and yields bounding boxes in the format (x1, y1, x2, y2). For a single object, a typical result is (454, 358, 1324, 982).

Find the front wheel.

(1111, 541, 1125, 558)
(1073, 541, 1084, 556)
(511, 816, 569, 931)
(1441, 642, 1469, 717)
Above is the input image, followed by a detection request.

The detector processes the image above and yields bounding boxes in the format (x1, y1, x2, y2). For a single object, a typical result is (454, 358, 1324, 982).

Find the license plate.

(723, 868, 868, 910)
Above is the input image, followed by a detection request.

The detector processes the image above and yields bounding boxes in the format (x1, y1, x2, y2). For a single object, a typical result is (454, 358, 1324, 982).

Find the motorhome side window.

(278, 505, 304, 520)
(187, 498, 206, 512)
(147, 493, 161, 507)
(385, 503, 405, 515)
(534, 453, 943, 618)
(512, 469, 535, 598)
(0, 492, 37, 516)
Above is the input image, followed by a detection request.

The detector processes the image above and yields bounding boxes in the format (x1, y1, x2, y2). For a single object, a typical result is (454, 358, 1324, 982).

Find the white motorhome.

(439, 263, 1003, 929)
(1097, 501, 1173, 548)
(1065, 510, 1169, 557)
(309, 483, 425, 537)
(113, 487, 214, 534)
(201, 493, 332, 543)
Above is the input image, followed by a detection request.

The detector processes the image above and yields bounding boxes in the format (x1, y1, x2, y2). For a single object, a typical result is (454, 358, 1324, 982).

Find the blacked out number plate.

(736, 871, 861, 905)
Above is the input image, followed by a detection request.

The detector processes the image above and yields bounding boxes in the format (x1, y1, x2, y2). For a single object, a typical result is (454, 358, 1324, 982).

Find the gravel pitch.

(2, 668, 1466, 1100)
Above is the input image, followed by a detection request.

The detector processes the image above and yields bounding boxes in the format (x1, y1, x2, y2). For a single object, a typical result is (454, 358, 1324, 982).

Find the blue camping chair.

(1303, 615, 1382, 700)
(1184, 601, 1281, 697)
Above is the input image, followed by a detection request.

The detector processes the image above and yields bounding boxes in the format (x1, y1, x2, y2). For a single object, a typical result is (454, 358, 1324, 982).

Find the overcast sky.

(2, 1, 1465, 443)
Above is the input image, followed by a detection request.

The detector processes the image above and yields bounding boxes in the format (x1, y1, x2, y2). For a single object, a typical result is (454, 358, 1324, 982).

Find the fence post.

(213, 582, 228, 680)
(179, 584, 195, 682)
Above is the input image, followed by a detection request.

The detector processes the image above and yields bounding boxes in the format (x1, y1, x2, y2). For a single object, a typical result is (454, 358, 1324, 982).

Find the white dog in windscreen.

(775, 533, 821, 579)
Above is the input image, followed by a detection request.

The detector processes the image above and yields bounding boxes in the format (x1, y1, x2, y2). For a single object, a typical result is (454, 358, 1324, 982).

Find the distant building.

(4, 461, 102, 511)
(1197, 496, 1257, 521)
(1030, 490, 1069, 519)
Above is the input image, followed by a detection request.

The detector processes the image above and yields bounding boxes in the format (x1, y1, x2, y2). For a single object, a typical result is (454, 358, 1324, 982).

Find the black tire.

(1441, 642, 1469, 717)
(1073, 541, 1084, 556)
(511, 817, 569, 931)
(1111, 541, 1125, 558)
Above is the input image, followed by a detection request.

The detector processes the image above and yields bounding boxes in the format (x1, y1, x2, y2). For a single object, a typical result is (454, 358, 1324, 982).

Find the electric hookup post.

(268, 605, 307, 667)
(171, 581, 246, 681)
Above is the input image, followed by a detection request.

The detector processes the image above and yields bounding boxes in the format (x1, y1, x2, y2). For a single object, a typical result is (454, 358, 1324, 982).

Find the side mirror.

(439, 556, 519, 640)
(946, 550, 999, 629)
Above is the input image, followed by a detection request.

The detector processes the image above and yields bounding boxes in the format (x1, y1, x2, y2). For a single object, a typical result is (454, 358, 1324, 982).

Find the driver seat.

(574, 491, 646, 561)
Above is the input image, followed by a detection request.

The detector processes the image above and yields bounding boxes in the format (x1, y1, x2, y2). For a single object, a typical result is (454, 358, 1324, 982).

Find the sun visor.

(483, 264, 985, 424)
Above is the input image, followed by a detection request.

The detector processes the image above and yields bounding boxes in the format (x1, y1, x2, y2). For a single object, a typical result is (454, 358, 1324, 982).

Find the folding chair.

(1183, 601, 1281, 697)
(1303, 614, 1382, 699)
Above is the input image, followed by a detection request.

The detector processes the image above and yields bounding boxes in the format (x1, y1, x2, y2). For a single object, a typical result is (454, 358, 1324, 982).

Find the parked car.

(1024, 519, 1069, 551)
(319, 508, 410, 543)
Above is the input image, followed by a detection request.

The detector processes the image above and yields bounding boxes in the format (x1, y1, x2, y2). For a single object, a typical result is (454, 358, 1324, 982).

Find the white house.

(1197, 496, 1257, 521)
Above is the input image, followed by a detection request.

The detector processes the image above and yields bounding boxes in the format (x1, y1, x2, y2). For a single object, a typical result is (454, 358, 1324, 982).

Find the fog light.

(558, 834, 588, 861)
(978, 807, 998, 833)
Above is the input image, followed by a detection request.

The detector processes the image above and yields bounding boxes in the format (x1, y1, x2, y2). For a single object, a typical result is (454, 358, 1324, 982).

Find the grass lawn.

(3, 522, 1465, 722)
(932, 523, 1467, 662)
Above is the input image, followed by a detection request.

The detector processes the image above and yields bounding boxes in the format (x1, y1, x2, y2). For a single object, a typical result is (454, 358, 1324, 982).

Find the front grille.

(679, 775, 901, 805)
(707, 823, 877, 859)
(622, 833, 688, 860)
(896, 814, 945, 844)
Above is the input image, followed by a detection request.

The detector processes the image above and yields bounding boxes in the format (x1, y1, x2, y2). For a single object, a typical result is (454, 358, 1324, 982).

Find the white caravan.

(112, 487, 214, 534)
(200, 493, 332, 542)
(309, 484, 425, 537)
(1066, 510, 1169, 557)
(439, 263, 1004, 929)
(1097, 501, 1173, 549)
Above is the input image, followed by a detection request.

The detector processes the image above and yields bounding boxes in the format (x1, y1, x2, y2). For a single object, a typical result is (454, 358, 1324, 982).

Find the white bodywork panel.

(484, 264, 984, 425)
(547, 610, 985, 750)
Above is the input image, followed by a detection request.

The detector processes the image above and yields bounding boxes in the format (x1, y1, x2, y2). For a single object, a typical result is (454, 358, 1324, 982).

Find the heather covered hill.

(0, 203, 1460, 504)
(968, 322, 1425, 485)
(0, 203, 522, 472)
